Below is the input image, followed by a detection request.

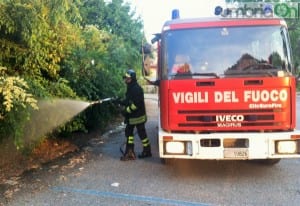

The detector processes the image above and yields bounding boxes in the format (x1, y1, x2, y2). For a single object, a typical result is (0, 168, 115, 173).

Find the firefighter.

(119, 69, 152, 161)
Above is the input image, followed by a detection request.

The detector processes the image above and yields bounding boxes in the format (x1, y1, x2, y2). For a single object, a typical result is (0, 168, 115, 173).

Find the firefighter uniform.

(120, 69, 152, 161)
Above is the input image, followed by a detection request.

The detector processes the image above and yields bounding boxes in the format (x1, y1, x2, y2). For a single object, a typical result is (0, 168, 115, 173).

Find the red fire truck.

(144, 10, 300, 164)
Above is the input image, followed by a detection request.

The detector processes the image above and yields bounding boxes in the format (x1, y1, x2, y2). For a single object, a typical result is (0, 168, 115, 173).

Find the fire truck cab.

(144, 9, 300, 164)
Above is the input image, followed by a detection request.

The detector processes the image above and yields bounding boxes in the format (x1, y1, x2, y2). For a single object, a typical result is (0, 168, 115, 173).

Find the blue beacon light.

(172, 9, 180, 19)
(215, 6, 223, 16)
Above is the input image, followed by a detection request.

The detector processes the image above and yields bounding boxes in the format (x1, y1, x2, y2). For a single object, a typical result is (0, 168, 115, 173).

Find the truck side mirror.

(141, 43, 152, 76)
(295, 63, 300, 87)
(141, 43, 159, 86)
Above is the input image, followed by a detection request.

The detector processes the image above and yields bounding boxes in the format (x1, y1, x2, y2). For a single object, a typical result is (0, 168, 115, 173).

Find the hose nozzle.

(90, 100, 102, 105)
(89, 97, 114, 106)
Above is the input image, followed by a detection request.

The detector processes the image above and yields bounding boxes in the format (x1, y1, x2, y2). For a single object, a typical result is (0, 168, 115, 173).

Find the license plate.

(224, 148, 249, 159)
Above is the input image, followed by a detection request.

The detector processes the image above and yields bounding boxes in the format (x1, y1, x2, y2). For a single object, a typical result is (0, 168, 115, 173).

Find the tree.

(0, 0, 81, 146)
(79, 0, 144, 70)
(61, 0, 146, 129)
(0, 0, 146, 148)
(287, 19, 300, 69)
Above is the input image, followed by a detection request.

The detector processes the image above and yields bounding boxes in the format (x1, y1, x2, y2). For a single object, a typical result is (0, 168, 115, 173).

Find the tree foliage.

(0, 0, 145, 148)
(287, 19, 300, 69)
(0, 66, 38, 147)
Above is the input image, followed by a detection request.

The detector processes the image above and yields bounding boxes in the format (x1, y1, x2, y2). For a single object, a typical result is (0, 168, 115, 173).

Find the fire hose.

(89, 97, 117, 106)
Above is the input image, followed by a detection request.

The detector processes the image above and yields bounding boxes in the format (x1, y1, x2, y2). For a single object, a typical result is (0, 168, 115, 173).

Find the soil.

(0, 118, 124, 203)
(0, 131, 93, 181)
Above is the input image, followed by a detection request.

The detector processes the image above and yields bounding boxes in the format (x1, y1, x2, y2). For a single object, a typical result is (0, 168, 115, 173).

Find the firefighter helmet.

(124, 69, 136, 80)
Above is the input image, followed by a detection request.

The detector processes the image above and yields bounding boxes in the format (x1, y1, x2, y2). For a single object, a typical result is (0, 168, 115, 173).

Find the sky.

(129, 0, 226, 41)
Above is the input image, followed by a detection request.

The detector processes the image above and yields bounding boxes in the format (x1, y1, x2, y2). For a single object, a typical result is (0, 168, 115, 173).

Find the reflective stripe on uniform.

(130, 103, 137, 111)
(128, 136, 134, 144)
(126, 103, 137, 113)
(142, 138, 150, 147)
(129, 115, 147, 125)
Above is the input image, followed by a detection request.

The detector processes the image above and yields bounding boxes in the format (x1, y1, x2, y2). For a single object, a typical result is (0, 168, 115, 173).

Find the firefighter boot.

(120, 144, 136, 161)
(138, 145, 152, 159)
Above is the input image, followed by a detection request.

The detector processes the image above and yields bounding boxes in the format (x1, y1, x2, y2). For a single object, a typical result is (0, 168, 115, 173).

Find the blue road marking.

(51, 186, 212, 206)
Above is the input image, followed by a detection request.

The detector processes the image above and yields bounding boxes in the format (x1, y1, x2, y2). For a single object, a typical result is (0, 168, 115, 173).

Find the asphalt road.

(5, 93, 300, 206)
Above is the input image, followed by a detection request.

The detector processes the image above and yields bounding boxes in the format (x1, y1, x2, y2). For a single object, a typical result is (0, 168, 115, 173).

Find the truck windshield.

(161, 25, 293, 79)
